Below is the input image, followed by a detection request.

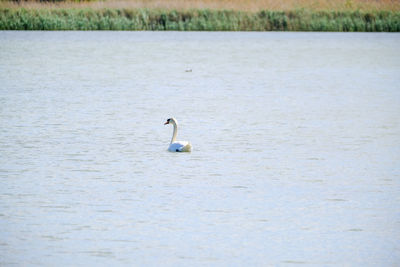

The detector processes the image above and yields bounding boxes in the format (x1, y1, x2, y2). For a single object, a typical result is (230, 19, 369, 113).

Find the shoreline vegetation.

(0, 0, 399, 31)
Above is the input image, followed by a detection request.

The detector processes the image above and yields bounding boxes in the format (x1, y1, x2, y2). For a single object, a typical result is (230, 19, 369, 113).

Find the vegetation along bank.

(0, 4, 399, 31)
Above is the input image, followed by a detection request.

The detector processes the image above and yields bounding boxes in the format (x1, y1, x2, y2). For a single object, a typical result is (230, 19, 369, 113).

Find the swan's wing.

(179, 141, 192, 152)
(168, 141, 191, 152)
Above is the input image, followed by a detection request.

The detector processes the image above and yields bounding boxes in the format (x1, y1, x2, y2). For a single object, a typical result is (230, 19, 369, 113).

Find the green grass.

(0, 8, 399, 31)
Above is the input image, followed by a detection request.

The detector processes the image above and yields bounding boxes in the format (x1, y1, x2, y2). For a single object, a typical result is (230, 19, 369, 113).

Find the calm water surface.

(0, 31, 399, 266)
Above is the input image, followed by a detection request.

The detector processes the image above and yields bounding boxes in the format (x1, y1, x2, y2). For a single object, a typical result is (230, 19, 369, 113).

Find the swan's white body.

(164, 118, 192, 152)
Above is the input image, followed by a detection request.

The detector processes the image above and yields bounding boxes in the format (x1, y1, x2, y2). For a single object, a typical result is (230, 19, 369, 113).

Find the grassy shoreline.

(1, 7, 399, 31)
(2, 0, 399, 13)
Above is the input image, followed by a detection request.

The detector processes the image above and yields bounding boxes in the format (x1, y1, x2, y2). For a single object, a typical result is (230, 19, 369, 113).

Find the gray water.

(0, 31, 399, 266)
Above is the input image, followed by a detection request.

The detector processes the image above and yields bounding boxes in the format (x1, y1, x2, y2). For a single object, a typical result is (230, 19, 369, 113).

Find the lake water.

(0, 31, 399, 266)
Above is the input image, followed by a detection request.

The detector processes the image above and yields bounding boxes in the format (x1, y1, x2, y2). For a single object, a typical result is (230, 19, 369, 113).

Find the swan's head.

(164, 118, 177, 125)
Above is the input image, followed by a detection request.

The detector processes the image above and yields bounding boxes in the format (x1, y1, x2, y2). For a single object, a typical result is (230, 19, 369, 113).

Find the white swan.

(164, 118, 192, 152)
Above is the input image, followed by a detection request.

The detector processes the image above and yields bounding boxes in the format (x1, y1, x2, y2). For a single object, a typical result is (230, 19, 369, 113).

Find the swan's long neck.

(171, 122, 178, 144)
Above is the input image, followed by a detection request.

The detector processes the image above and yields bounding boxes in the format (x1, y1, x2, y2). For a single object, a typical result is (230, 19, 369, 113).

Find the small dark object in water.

(185, 69, 192, 72)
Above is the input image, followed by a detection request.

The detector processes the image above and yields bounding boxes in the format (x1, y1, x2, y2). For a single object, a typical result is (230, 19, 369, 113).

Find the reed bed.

(1, 0, 399, 31)
(1, 7, 399, 31)
(1, 0, 400, 12)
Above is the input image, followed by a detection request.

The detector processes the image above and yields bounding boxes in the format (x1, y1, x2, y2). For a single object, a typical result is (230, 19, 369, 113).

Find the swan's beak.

(164, 121, 169, 125)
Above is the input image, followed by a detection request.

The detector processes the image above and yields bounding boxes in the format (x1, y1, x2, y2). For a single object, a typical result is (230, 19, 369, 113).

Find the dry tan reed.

(1, 0, 399, 11)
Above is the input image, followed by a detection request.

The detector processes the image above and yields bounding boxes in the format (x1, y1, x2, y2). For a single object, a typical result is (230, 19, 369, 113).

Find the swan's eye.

(167, 119, 170, 122)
